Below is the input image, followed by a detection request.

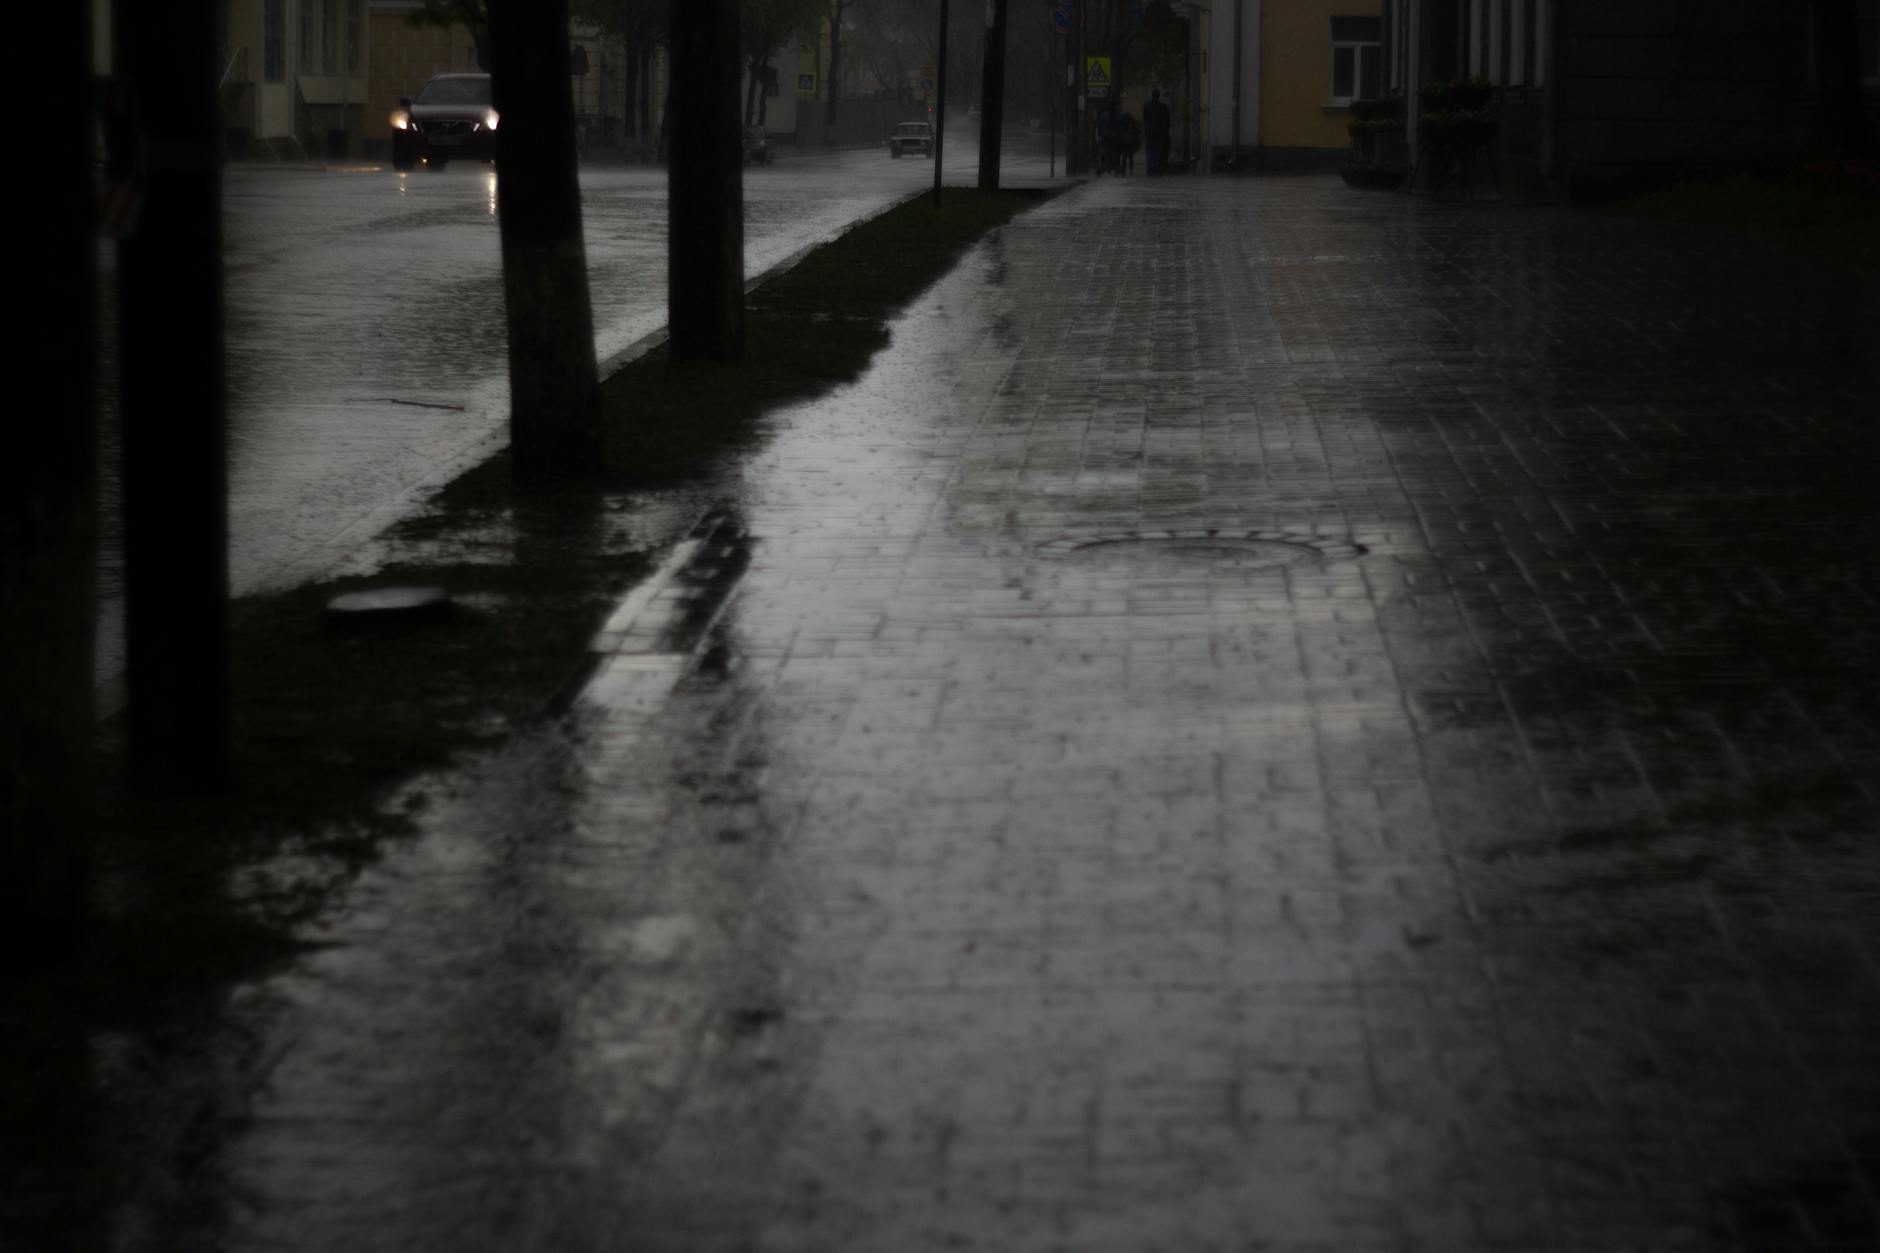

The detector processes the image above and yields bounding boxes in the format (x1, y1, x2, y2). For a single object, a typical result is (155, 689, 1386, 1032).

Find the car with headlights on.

(390, 73, 499, 170)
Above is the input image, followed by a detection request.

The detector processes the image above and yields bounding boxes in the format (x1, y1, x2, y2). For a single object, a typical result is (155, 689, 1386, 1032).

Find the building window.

(264, 0, 285, 81)
(1862, 0, 1880, 85)
(348, 0, 363, 74)
(322, 0, 338, 74)
(1331, 16, 1383, 103)
(298, 0, 313, 73)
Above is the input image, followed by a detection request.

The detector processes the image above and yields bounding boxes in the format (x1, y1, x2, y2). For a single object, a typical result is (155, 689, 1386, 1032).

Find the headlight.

(483, 110, 500, 132)
(389, 109, 411, 130)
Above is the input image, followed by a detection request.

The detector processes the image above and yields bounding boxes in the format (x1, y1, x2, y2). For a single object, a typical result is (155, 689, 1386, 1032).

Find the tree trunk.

(488, 0, 605, 486)
(757, 58, 770, 126)
(115, 0, 230, 795)
(622, 36, 641, 157)
(977, 0, 1009, 188)
(933, 0, 950, 206)
(642, 47, 656, 163)
(6, 1, 97, 954)
(825, 1, 846, 128)
(745, 57, 760, 125)
(669, 0, 743, 360)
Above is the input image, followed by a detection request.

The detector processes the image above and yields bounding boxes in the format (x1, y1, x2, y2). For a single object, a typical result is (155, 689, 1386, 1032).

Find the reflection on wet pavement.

(94, 150, 1026, 707)
(207, 177, 1879, 1250)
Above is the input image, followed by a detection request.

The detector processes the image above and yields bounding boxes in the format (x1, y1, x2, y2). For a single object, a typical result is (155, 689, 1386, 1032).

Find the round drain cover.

(1037, 530, 1364, 571)
(326, 585, 452, 619)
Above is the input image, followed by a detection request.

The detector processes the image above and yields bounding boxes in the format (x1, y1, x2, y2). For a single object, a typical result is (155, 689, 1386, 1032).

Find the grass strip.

(4, 186, 1054, 1245)
(420, 187, 1051, 517)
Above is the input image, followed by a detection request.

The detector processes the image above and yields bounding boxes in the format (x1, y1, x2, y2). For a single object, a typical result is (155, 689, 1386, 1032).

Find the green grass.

(1609, 168, 1880, 270)
(3, 186, 1053, 1247)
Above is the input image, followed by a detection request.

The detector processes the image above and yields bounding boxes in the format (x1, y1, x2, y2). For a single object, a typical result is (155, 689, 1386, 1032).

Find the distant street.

(94, 132, 1052, 701)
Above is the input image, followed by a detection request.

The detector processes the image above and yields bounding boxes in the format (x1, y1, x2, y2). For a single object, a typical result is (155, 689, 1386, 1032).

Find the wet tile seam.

(589, 508, 747, 660)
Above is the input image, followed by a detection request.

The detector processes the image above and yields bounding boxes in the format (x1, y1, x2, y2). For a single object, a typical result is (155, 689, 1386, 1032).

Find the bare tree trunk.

(488, 0, 605, 486)
(6, 2, 97, 954)
(745, 57, 760, 125)
(642, 47, 656, 163)
(977, 0, 1009, 188)
(622, 36, 641, 157)
(757, 59, 770, 126)
(115, 0, 229, 795)
(669, 0, 743, 360)
(933, 0, 950, 206)
(825, 0, 847, 128)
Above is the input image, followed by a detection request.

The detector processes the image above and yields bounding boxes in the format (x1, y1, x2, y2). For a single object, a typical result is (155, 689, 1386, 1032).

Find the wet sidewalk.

(222, 177, 1877, 1251)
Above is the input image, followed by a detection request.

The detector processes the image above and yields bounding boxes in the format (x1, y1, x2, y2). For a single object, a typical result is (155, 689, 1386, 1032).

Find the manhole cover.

(326, 585, 452, 620)
(1037, 530, 1364, 571)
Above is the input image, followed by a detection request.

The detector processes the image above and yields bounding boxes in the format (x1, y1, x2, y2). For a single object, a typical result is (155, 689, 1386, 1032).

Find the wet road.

(95, 136, 1046, 699)
(184, 177, 1880, 1250)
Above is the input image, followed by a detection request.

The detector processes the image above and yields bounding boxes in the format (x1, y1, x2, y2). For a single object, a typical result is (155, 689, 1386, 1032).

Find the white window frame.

(1329, 18, 1383, 106)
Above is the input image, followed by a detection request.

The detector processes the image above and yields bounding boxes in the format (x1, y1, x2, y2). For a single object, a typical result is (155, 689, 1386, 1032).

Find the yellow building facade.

(1211, 0, 1382, 167)
(1260, 0, 1382, 155)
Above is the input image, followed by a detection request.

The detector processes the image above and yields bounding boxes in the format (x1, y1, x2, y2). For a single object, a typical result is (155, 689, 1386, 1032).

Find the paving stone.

(213, 175, 1880, 1251)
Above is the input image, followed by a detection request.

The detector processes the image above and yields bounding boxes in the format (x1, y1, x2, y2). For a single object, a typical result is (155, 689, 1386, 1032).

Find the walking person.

(1144, 87, 1172, 174)
(1119, 110, 1141, 176)
(1096, 103, 1122, 176)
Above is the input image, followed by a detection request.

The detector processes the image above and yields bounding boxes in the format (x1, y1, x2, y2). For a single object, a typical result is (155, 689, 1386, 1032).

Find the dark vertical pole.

(1067, 1, 1082, 171)
(488, 0, 605, 486)
(1230, 0, 1243, 159)
(1073, 4, 1087, 172)
(670, 0, 744, 360)
(933, 0, 951, 207)
(1049, 81, 1057, 177)
(977, 0, 1010, 188)
(116, 0, 228, 794)
(5, 1, 96, 951)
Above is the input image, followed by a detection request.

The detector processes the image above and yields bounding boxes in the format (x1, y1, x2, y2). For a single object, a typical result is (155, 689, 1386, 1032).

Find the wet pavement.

(94, 138, 1040, 705)
(170, 178, 1880, 1249)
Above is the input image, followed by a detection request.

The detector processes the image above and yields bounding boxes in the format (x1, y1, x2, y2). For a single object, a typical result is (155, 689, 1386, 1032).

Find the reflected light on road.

(397, 170, 410, 197)
(486, 169, 497, 216)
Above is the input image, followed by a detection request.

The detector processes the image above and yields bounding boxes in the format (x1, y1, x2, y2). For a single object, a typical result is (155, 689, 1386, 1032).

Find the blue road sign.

(1053, 0, 1072, 35)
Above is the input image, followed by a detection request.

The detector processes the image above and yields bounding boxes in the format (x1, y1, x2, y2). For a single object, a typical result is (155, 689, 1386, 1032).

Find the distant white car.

(888, 121, 935, 159)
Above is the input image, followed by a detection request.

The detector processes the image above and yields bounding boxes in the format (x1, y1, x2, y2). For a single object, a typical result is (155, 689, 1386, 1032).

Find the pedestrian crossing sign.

(797, 72, 817, 96)
(1086, 56, 1111, 98)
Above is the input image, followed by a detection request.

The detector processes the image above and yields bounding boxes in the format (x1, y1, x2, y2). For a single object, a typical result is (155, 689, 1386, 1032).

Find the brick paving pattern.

(225, 177, 1880, 1252)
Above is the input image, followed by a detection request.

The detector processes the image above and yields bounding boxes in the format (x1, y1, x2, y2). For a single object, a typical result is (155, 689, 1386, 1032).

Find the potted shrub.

(1343, 89, 1407, 189)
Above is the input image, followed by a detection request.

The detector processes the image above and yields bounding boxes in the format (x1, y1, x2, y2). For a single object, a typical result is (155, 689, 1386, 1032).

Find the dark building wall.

(1493, 84, 1552, 203)
(1555, 0, 1815, 195)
